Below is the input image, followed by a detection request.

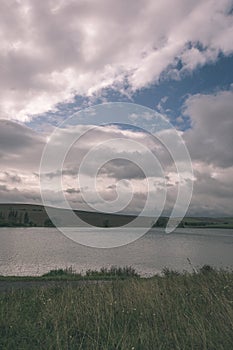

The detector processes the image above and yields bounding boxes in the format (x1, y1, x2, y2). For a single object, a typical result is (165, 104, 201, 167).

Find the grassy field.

(0, 267, 232, 349)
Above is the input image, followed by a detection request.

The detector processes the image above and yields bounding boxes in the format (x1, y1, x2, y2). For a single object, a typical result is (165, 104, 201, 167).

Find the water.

(0, 227, 233, 276)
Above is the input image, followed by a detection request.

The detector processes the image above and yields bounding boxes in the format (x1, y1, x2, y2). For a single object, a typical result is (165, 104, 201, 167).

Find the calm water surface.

(0, 227, 233, 276)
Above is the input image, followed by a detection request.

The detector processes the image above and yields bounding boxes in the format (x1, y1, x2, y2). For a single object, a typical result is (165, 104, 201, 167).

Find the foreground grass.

(0, 268, 233, 349)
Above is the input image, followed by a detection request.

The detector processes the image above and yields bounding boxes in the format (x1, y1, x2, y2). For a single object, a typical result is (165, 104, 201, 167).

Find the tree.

(24, 212, 29, 224)
(153, 217, 169, 227)
(103, 219, 110, 228)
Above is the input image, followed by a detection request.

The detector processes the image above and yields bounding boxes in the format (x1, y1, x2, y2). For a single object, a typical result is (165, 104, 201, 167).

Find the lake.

(0, 227, 233, 276)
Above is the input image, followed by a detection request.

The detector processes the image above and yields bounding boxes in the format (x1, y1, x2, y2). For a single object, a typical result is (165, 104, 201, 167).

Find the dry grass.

(0, 268, 232, 349)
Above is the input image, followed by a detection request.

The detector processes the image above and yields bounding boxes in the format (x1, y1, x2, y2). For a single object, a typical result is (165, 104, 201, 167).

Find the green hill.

(0, 203, 149, 228)
(0, 203, 232, 228)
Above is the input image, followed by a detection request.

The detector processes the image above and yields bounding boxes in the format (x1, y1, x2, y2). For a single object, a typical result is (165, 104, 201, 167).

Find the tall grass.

(0, 268, 232, 349)
(0, 265, 139, 281)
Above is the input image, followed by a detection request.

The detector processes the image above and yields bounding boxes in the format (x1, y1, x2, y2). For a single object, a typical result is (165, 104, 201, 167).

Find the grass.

(0, 266, 232, 349)
(0, 266, 139, 281)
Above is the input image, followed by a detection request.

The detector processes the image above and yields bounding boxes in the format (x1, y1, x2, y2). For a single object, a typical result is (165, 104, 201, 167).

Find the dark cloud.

(0, 185, 41, 204)
(1, 172, 22, 184)
(65, 188, 81, 194)
(0, 185, 9, 192)
(0, 100, 232, 216)
(184, 90, 233, 168)
(0, 120, 43, 151)
(98, 159, 146, 180)
(0, 120, 45, 171)
(43, 168, 78, 179)
(194, 169, 233, 199)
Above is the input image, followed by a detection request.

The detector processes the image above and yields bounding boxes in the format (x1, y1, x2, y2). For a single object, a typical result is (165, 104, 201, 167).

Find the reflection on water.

(0, 227, 232, 276)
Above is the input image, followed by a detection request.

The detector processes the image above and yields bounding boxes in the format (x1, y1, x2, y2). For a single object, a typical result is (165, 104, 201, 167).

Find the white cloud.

(179, 46, 218, 72)
(0, 0, 232, 121)
(183, 89, 233, 168)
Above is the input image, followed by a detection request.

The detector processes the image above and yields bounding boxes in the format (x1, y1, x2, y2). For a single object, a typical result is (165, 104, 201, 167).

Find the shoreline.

(0, 264, 232, 287)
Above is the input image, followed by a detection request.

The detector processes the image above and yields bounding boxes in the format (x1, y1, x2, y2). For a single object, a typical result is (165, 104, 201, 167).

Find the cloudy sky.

(0, 0, 233, 217)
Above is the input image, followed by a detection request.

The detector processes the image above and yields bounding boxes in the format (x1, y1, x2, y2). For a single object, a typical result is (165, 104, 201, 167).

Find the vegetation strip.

(0, 266, 233, 349)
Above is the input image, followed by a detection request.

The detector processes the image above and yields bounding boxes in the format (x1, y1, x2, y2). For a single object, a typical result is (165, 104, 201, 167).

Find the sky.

(0, 0, 233, 217)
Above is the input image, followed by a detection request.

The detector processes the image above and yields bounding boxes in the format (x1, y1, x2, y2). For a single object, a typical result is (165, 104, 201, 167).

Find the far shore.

(0, 203, 233, 228)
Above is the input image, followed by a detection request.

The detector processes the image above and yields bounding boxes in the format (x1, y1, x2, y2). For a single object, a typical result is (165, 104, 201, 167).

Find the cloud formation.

(0, 1, 232, 216)
(0, 0, 232, 121)
(0, 86, 233, 218)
